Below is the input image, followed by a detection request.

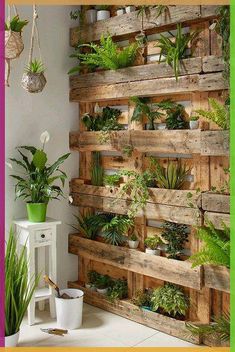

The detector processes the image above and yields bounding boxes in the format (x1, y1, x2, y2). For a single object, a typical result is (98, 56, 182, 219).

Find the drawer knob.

(41, 234, 45, 239)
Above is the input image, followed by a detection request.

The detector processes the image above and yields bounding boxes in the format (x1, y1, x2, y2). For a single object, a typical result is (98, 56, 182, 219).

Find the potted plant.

(161, 221, 188, 259)
(5, 15, 28, 60)
(125, 5, 136, 13)
(9, 131, 70, 222)
(128, 232, 139, 249)
(5, 228, 39, 346)
(103, 173, 121, 187)
(107, 279, 128, 302)
(96, 5, 111, 21)
(132, 289, 152, 310)
(85, 5, 97, 24)
(95, 274, 111, 294)
(86, 270, 99, 291)
(144, 236, 163, 255)
(189, 115, 199, 129)
(116, 6, 125, 16)
(21, 59, 47, 93)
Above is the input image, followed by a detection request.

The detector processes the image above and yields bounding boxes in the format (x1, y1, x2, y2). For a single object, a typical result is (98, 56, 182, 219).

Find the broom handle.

(44, 275, 60, 297)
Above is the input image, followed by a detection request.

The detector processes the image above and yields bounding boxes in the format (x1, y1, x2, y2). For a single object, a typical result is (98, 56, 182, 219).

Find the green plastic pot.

(26, 203, 48, 222)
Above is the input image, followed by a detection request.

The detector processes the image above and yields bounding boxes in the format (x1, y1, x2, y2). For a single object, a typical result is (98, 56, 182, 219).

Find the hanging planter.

(5, 6, 28, 86)
(21, 5, 47, 93)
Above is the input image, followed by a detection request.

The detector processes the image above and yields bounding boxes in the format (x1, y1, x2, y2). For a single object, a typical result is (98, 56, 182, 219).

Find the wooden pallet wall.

(68, 5, 230, 347)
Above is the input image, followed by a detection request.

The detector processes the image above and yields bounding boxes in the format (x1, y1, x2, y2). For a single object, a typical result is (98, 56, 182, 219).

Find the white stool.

(14, 218, 61, 326)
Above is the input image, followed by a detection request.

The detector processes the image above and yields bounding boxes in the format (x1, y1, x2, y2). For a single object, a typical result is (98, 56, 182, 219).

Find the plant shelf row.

(70, 129, 229, 156)
(70, 5, 218, 45)
(68, 282, 201, 344)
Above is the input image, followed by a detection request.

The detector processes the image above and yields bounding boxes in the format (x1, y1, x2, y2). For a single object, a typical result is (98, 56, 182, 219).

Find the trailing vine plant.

(161, 221, 188, 259)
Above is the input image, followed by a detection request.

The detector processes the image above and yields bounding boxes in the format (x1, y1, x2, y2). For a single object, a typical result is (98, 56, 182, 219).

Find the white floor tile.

(134, 331, 199, 347)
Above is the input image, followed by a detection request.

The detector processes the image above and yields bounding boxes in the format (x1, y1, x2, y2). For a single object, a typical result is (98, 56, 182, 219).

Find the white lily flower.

(40, 131, 50, 145)
(68, 195, 73, 204)
(5, 162, 13, 169)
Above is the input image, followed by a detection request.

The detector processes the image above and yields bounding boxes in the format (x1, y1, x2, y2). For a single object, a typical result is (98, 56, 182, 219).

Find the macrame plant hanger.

(21, 5, 46, 93)
(5, 5, 24, 86)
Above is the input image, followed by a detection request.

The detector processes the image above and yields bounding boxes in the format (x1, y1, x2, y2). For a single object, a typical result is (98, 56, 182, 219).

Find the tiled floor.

(19, 304, 199, 347)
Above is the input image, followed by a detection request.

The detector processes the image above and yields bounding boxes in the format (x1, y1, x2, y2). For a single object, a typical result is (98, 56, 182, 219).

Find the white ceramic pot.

(85, 283, 96, 291)
(145, 248, 160, 255)
(97, 10, 110, 21)
(189, 120, 199, 129)
(55, 289, 84, 329)
(85, 9, 97, 24)
(128, 240, 139, 249)
(158, 244, 168, 251)
(5, 331, 20, 347)
(157, 123, 167, 130)
(125, 5, 136, 13)
(97, 288, 108, 295)
(117, 8, 125, 15)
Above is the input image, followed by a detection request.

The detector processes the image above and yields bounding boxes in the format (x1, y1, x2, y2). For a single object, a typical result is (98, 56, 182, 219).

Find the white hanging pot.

(85, 9, 97, 24)
(21, 72, 46, 93)
(5, 31, 24, 59)
(97, 10, 110, 21)
(189, 120, 199, 130)
(5, 331, 20, 347)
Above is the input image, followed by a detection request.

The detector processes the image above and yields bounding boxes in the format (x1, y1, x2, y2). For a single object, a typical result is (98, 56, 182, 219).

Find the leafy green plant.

(132, 289, 152, 308)
(107, 279, 128, 302)
(82, 106, 122, 132)
(25, 59, 45, 74)
(122, 144, 134, 157)
(190, 115, 199, 121)
(5, 15, 28, 32)
(189, 222, 230, 268)
(10, 138, 70, 204)
(151, 283, 189, 317)
(87, 270, 99, 285)
(161, 221, 188, 259)
(71, 212, 98, 240)
(91, 152, 104, 186)
(130, 97, 163, 130)
(129, 232, 138, 241)
(95, 274, 112, 289)
(157, 24, 199, 80)
(150, 158, 190, 190)
(158, 100, 187, 129)
(5, 228, 40, 337)
(103, 174, 121, 186)
(186, 312, 230, 343)
(144, 236, 163, 250)
(195, 98, 230, 130)
(117, 170, 153, 217)
(69, 34, 139, 74)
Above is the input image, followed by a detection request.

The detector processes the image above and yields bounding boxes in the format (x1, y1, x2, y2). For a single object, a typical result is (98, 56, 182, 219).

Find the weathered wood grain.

(67, 282, 201, 344)
(204, 265, 230, 293)
(204, 211, 230, 229)
(201, 130, 229, 156)
(70, 6, 218, 46)
(202, 193, 230, 214)
(69, 235, 202, 290)
(202, 56, 224, 73)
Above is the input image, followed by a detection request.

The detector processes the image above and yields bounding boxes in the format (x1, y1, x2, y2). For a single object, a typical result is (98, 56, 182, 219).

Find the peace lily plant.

(9, 131, 70, 222)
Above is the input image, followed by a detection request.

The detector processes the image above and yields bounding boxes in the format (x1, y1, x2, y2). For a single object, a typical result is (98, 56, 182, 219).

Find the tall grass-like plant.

(5, 228, 39, 337)
(157, 24, 199, 80)
(91, 152, 104, 186)
(189, 222, 230, 268)
(195, 98, 230, 130)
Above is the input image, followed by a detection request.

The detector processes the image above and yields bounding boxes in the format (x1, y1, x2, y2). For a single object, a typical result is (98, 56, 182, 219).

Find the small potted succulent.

(9, 131, 70, 222)
(128, 232, 139, 249)
(144, 236, 163, 255)
(116, 6, 125, 16)
(189, 115, 199, 130)
(125, 5, 136, 13)
(96, 5, 111, 21)
(85, 6, 97, 24)
(95, 274, 111, 295)
(21, 59, 46, 93)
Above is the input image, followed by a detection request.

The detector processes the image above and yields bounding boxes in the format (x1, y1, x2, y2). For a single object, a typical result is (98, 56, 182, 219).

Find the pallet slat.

(202, 193, 230, 214)
(204, 211, 230, 229)
(68, 282, 201, 345)
(204, 265, 230, 293)
(69, 235, 202, 290)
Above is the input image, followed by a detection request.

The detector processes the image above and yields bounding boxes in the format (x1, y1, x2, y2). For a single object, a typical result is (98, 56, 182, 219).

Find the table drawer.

(35, 229, 52, 243)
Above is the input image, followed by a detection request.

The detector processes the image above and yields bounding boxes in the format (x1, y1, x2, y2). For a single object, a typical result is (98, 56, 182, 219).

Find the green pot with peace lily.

(9, 131, 70, 222)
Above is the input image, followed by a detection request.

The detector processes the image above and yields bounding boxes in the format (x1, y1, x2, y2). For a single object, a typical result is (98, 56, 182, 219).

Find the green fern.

(189, 222, 230, 268)
(69, 34, 139, 74)
(196, 98, 229, 130)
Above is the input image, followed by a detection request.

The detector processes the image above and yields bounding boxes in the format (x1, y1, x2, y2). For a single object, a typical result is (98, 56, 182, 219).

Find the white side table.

(14, 218, 61, 326)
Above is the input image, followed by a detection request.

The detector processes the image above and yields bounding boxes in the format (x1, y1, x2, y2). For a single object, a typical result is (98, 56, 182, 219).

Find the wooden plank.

(70, 72, 228, 102)
(68, 282, 201, 345)
(202, 56, 224, 72)
(204, 211, 230, 229)
(69, 235, 202, 290)
(70, 6, 208, 46)
(70, 180, 201, 208)
(204, 265, 230, 293)
(202, 193, 230, 213)
(70, 57, 203, 89)
(201, 130, 229, 156)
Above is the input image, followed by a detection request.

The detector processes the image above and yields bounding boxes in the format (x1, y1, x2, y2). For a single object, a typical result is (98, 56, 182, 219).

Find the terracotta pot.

(21, 72, 47, 93)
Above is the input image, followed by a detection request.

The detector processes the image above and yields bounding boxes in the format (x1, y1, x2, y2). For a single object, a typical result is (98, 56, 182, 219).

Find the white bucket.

(55, 289, 84, 329)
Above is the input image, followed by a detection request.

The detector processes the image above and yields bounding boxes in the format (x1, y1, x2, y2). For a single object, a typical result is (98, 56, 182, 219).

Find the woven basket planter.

(21, 72, 46, 93)
(5, 31, 24, 60)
